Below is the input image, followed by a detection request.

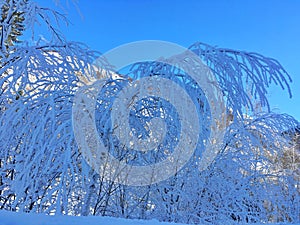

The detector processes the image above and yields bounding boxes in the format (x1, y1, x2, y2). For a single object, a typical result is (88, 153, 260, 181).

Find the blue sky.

(37, 0, 300, 120)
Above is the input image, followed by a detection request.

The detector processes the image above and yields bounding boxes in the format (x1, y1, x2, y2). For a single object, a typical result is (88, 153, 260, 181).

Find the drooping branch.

(189, 42, 292, 116)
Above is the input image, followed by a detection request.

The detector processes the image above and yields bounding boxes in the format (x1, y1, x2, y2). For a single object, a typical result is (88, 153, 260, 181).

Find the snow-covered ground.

(0, 210, 299, 225)
(0, 210, 185, 225)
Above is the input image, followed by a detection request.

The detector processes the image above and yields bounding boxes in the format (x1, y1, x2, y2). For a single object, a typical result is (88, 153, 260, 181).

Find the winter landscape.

(0, 1, 299, 225)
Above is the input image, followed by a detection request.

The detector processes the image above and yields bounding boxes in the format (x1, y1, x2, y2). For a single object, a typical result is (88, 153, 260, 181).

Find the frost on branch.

(0, 0, 299, 224)
(189, 42, 292, 117)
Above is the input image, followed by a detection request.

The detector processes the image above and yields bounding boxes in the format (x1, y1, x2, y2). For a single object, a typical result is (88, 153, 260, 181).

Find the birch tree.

(0, 0, 299, 224)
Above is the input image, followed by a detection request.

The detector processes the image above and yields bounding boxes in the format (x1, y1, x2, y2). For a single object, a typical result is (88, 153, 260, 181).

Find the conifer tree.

(0, 0, 26, 52)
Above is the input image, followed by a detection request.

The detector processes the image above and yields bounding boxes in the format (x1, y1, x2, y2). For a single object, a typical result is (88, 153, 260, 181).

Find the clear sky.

(37, 0, 300, 120)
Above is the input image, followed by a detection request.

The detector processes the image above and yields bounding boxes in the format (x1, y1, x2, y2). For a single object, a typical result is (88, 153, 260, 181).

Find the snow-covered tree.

(0, 1, 299, 224)
(0, 0, 26, 51)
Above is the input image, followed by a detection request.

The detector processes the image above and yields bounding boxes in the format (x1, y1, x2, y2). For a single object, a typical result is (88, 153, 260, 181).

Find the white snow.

(0, 210, 299, 225)
(0, 210, 185, 225)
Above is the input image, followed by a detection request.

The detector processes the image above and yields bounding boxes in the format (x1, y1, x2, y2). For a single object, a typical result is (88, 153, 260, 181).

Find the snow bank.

(0, 210, 299, 225)
(0, 210, 185, 225)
